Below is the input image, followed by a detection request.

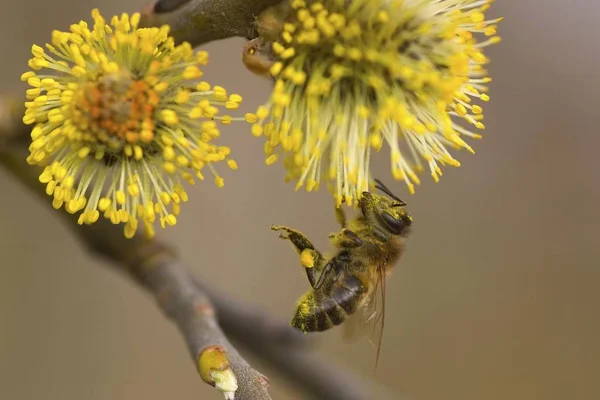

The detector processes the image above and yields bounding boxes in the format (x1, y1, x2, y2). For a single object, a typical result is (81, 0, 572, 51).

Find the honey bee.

(241, 38, 274, 78)
(272, 180, 413, 364)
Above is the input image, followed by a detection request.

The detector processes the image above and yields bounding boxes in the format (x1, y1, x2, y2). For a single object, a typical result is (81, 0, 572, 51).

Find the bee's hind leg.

(271, 225, 316, 250)
(271, 225, 325, 288)
(335, 203, 346, 228)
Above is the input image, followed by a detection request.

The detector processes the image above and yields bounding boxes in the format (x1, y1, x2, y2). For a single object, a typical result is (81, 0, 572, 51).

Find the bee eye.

(380, 211, 410, 234)
(153, 0, 191, 13)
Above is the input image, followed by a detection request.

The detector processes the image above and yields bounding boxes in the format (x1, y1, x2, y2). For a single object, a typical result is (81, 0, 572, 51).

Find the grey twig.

(0, 147, 271, 400)
(139, 0, 285, 47)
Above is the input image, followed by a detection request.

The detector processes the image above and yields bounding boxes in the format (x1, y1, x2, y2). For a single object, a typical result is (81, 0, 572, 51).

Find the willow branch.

(139, 0, 285, 47)
(0, 102, 270, 400)
(0, 162, 272, 400)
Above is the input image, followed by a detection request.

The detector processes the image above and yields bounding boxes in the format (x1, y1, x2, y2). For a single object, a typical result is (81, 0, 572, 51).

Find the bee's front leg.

(335, 205, 347, 228)
(271, 225, 325, 288)
(329, 229, 363, 248)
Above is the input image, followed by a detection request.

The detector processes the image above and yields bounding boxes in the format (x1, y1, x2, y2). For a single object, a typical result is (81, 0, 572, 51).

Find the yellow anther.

(227, 159, 238, 170)
(183, 65, 203, 79)
(161, 109, 179, 125)
(266, 154, 279, 165)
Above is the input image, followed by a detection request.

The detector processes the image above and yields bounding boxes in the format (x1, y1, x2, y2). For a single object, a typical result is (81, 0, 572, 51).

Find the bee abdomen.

(291, 274, 365, 332)
(331, 274, 365, 315)
(291, 291, 334, 332)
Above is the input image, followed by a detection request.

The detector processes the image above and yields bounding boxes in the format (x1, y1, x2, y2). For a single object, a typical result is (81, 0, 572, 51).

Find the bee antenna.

(373, 179, 406, 206)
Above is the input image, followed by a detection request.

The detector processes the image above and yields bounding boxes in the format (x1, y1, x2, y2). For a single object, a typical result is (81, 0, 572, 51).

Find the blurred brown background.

(1, 1, 599, 399)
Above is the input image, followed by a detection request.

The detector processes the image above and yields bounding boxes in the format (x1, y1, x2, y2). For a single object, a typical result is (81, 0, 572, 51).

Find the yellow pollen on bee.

(300, 249, 315, 268)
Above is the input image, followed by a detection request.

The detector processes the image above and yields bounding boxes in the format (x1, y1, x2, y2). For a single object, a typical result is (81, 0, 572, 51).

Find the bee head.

(359, 180, 412, 235)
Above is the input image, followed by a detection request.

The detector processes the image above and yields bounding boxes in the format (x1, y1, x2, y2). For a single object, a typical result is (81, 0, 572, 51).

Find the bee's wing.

(341, 264, 387, 367)
(341, 293, 375, 343)
(369, 264, 387, 367)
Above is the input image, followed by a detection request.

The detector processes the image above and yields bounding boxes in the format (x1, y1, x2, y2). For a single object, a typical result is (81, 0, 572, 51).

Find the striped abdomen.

(291, 272, 368, 332)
